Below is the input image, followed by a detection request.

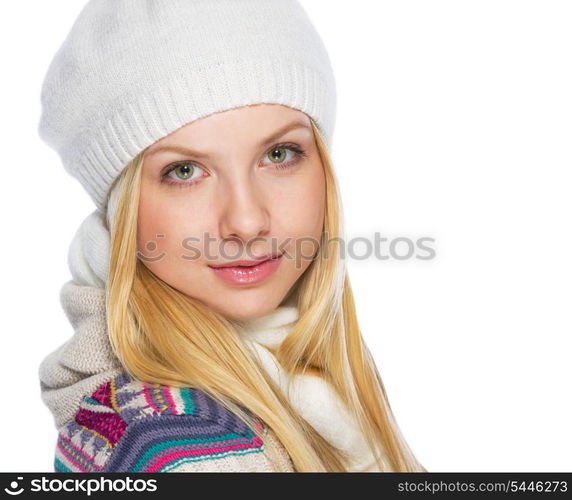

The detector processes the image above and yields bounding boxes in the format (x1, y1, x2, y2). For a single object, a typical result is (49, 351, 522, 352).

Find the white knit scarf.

(233, 293, 390, 472)
(39, 209, 390, 472)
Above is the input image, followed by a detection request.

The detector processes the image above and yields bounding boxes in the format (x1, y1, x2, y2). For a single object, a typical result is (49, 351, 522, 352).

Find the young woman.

(38, 0, 425, 473)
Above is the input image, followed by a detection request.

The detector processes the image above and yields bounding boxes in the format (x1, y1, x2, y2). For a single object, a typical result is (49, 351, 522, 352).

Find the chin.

(213, 295, 278, 322)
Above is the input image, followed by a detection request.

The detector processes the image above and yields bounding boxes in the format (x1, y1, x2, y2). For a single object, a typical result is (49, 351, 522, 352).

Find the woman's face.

(138, 104, 325, 321)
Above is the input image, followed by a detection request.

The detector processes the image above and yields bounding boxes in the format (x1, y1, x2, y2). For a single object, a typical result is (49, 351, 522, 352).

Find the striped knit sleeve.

(53, 371, 294, 473)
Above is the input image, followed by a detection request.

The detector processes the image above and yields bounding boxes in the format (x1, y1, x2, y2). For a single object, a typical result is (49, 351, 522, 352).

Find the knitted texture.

(235, 294, 392, 472)
(40, 277, 390, 472)
(39, 282, 124, 429)
(40, 281, 294, 472)
(37, 0, 337, 210)
(55, 371, 294, 473)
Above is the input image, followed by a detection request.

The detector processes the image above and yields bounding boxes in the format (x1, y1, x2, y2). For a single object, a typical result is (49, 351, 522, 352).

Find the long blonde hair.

(105, 118, 426, 472)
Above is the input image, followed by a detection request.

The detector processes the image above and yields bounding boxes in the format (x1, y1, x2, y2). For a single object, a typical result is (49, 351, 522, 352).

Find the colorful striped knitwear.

(55, 370, 294, 473)
(40, 274, 388, 472)
(39, 280, 295, 473)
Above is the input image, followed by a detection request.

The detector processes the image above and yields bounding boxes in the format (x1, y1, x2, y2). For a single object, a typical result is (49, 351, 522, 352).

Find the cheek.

(272, 166, 326, 242)
(136, 204, 175, 267)
(137, 189, 172, 251)
(137, 188, 210, 267)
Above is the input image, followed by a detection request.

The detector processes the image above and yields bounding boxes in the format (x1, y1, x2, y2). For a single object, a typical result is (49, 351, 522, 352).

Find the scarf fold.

(234, 292, 389, 472)
(39, 210, 124, 429)
(39, 209, 389, 472)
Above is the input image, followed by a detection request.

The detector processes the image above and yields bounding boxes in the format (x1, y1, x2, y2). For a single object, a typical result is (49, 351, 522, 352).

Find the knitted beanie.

(38, 0, 337, 211)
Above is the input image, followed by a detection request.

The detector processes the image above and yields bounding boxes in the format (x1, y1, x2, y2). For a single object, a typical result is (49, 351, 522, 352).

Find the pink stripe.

(144, 438, 263, 472)
(139, 435, 256, 470)
(139, 435, 253, 471)
(57, 442, 89, 472)
(163, 386, 178, 415)
(143, 384, 159, 412)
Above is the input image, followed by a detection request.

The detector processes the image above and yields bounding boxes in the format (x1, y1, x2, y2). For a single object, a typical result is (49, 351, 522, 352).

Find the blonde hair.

(105, 118, 426, 472)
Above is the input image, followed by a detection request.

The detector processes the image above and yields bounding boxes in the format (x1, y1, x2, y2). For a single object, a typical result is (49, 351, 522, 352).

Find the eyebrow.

(145, 120, 311, 159)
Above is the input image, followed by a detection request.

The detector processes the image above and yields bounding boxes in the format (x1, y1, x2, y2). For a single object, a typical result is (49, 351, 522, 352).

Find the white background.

(1, 1, 570, 472)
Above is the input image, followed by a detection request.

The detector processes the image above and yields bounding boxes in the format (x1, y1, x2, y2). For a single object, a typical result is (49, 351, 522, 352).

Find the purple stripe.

(102, 413, 258, 472)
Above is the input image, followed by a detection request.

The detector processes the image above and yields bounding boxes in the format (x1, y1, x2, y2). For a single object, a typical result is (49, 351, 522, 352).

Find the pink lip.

(209, 254, 283, 285)
(209, 254, 277, 268)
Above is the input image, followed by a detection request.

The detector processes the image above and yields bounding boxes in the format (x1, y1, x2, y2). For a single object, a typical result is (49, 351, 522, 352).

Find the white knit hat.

(38, 0, 337, 211)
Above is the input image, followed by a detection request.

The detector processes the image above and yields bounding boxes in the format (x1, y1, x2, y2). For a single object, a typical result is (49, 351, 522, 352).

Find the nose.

(218, 177, 271, 246)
